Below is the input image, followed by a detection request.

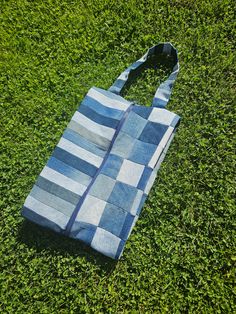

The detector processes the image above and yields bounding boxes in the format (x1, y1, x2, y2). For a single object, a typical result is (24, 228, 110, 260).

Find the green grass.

(0, 0, 235, 313)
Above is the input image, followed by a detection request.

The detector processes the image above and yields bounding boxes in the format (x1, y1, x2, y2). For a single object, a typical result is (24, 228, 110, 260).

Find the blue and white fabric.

(22, 43, 180, 259)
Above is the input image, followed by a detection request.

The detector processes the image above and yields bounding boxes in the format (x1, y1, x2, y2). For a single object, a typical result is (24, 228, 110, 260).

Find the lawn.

(0, 0, 235, 313)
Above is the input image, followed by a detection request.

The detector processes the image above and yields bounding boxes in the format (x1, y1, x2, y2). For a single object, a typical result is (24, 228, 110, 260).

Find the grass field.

(0, 0, 235, 313)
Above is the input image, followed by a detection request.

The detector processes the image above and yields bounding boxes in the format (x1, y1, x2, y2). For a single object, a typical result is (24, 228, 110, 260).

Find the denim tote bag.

(22, 43, 180, 259)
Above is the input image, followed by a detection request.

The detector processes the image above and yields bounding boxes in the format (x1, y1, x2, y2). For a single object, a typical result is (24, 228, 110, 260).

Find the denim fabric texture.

(22, 43, 180, 259)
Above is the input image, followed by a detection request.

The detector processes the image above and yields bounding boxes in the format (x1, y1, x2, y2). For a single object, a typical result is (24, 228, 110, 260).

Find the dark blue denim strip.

(64, 103, 134, 236)
(53, 147, 98, 177)
(79, 103, 120, 129)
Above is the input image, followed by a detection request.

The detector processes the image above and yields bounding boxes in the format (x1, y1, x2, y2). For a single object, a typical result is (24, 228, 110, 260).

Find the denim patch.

(139, 121, 168, 145)
(108, 181, 137, 211)
(91, 227, 121, 259)
(132, 105, 153, 119)
(81, 95, 124, 120)
(119, 213, 135, 240)
(115, 239, 126, 259)
(128, 139, 156, 165)
(116, 159, 145, 187)
(136, 194, 148, 216)
(21, 206, 63, 233)
(99, 203, 127, 236)
(89, 174, 116, 201)
(75, 195, 106, 226)
(79, 103, 119, 129)
(36, 176, 81, 206)
(47, 157, 92, 186)
(53, 147, 98, 177)
(148, 107, 176, 125)
(110, 131, 134, 158)
(100, 154, 123, 179)
(63, 128, 106, 158)
(30, 185, 75, 217)
(137, 166, 153, 190)
(130, 189, 144, 215)
(70, 221, 96, 245)
(122, 111, 147, 138)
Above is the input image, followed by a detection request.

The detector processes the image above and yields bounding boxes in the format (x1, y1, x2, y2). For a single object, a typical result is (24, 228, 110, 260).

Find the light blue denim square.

(129, 139, 156, 165)
(91, 227, 121, 259)
(122, 111, 147, 138)
(89, 174, 116, 201)
(111, 131, 134, 158)
(108, 181, 137, 211)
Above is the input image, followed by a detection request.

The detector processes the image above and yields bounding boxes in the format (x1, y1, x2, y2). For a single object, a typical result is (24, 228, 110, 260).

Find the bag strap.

(108, 42, 179, 108)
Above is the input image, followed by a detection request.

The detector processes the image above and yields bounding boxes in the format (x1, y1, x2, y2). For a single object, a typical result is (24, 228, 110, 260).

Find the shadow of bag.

(22, 42, 180, 259)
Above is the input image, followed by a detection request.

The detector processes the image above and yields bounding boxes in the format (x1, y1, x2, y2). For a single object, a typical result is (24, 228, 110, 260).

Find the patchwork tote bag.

(22, 42, 180, 259)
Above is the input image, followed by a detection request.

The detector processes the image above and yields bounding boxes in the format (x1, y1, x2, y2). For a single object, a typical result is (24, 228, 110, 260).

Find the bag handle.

(108, 42, 179, 108)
